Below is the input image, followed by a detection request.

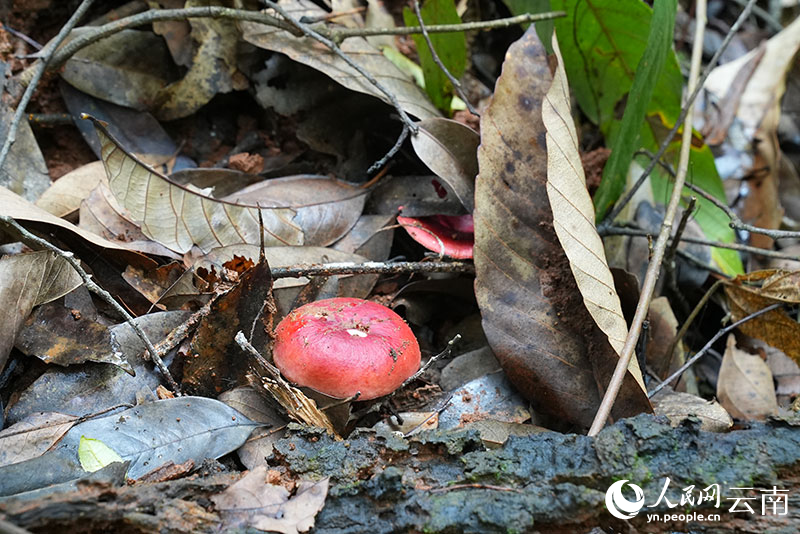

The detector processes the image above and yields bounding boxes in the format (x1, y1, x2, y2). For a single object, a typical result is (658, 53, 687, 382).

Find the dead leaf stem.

(648, 302, 782, 397)
(0, 216, 180, 394)
(589, 0, 709, 436)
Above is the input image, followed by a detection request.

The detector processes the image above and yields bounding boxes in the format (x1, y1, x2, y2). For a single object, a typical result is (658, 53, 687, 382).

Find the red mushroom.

(272, 298, 421, 400)
(397, 214, 474, 259)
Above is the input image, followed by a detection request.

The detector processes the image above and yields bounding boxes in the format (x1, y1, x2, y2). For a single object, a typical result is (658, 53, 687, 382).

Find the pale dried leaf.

(0, 412, 78, 467)
(717, 334, 778, 421)
(410, 118, 479, 212)
(651, 389, 732, 432)
(36, 161, 106, 218)
(542, 35, 643, 389)
(88, 116, 303, 254)
(212, 466, 328, 534)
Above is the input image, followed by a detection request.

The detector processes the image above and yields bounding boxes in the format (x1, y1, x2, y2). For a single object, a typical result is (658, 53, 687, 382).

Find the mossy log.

(1, 415, 799, 533)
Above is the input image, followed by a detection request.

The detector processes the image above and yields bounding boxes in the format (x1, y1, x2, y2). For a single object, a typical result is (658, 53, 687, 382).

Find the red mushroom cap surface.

(397, 214, 474, 259)
(273, 298, 421, 400)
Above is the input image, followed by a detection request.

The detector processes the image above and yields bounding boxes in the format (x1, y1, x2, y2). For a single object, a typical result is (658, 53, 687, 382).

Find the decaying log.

(1, 414, 799, 533)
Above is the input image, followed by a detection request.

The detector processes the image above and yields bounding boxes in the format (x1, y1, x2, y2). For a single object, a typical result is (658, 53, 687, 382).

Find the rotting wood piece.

(0, 415, 799, 533)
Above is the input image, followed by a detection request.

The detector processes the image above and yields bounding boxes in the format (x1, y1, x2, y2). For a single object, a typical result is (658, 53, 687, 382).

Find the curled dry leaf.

(651, 389, 732, 432)
(410, 118, 479, 212)
(87, 115, 303, 254)
(724, 270, 800, 364)
(473, 28, 651, 429)
(717, 334, 778, 421)
(0, 251, 82, 371)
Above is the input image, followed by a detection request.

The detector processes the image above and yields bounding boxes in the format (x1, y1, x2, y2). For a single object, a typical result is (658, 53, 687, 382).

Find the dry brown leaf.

(0, 251, 82, 371)
(724, 270, 800, 363)
(212, 466, 328, 534)
(717, 334, 778, 420)
(88, 116, 302, 254)
(651, 389, 732, 432)
(0, 412, 78, 467)
(542, 35, 643, 390)
(473, 27, 650, 428)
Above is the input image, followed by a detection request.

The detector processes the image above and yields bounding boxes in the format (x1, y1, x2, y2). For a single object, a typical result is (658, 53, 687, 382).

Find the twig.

(46, 7, 296, 70)
(0, 216, 180, 393)
(664, 279, 724, 370)
(599, 0, 758, 229)
(397, 334, 461, 392)
(270, 260, 474, 278)
(326, 11, 565, 41)
(366, 123, 410, 175)
(588, 0, 708, 436)
(729, 0, 784, 33)
(2, 24, 43, 50)
(602, 226, 800, 262)
(0, 0, 94, 171)
(262, 0, 418, 135)
(648, 302, 783, 397)
(663, 196, 697, 317)
(43, 7, 565, 72)
(411, 0, 479, 116)
(638, 148, 800, 240)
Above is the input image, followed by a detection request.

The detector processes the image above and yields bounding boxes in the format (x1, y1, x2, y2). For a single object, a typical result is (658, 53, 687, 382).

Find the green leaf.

(500, 0, 554, 53)
(78, 435, 124, 473)
(593, 0, 676, 221)
(403, 0, 466, 112)
(552, 0, 743, 274)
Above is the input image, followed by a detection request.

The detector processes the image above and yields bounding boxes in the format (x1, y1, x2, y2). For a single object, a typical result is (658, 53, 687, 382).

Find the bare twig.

(663, 196, 697, 316)
(638, 148, 800, 240)
(602, 226, 800, 262)
(43, 7, 564, 72)
(588, 0, 708, 436)
(0, 216, 180, 393)
(0, 0, 94, 171)
(397, 334, 461, 392)
(648, 302, 783, 397)
(412, 0, 479, 116)
(600, 0, 758, 228)
(270, 260, 474, 279)
(326, 11, 564, 41)
(367, 123, 410, 175)
(664, 279, 724, 369)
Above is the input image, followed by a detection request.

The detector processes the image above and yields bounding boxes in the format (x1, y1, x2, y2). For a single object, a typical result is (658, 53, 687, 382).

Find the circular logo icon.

(605, 480, 645, 520)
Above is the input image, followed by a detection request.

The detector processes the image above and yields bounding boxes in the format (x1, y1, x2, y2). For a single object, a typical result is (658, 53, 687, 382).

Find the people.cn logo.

(605, 480, 645, 519)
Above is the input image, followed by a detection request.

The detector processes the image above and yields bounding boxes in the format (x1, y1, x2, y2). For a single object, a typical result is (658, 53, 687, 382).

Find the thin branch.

(366, 123, 410, 175)
(43, 7, 565, 73)
(326, 11, 565, 41)
(588, 0, 708, 436)
(397, 334, 461, 392)
(0, 0, 94, 170)
(602, 225, 800, 262)
(412, 0, 479, 116)
(46, 7, 296, 70)
(664, 196, 697, 269)
(648, 302, 783, 397)
(638, 148, 800, 240)
(599, 0, 758, 229)
(664, 279, 724, 370)
(270, 260, 474, 279)
(261, 0, 418, 135)
(0, 216, 180, 393)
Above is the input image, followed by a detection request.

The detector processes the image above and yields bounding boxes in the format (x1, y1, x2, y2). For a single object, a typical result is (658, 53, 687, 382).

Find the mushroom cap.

(273, 298, 421, 400)
(397, 214, 474, 259)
